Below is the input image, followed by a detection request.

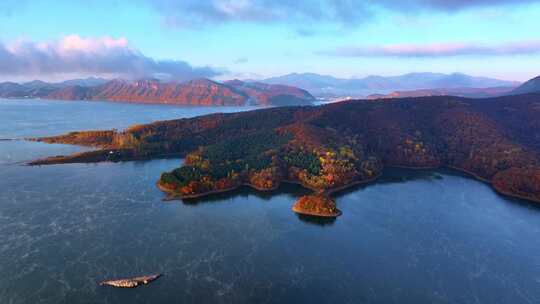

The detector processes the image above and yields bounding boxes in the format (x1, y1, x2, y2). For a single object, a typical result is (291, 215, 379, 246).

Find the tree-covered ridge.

(201, 131, 290, 166)
(157, 126, 381, 198)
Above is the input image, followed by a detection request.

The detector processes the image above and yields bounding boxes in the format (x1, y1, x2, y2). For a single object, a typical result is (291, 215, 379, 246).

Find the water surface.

(1, 99, 540, 304)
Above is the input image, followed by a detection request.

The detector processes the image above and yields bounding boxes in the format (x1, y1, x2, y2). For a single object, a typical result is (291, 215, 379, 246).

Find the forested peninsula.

(29, 94, 540, 216)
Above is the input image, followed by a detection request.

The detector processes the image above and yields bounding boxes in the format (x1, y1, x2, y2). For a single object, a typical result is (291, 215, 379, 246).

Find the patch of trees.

(161, 166, 204, 187)
(203, 131, 290, 165)
(284, 150, 321, 175)
(38, 130, 115, 147)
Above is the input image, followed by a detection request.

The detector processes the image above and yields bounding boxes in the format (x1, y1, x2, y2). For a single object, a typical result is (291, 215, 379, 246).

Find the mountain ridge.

(367, 86, 516, 99)
(0, 78, 315, 106)
(263, 72, 520, 98)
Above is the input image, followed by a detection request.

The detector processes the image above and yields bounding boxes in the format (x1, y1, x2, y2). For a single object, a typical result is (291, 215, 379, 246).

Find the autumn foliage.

(34, 93, 540, 204)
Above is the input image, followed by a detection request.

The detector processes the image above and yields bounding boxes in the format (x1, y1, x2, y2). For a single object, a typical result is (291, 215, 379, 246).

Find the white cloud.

(0, 35, 222, 81)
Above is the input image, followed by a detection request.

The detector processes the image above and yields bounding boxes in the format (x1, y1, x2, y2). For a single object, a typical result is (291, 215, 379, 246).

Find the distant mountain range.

(263, 72, 521, 98)
(2, 73, 536, 105)
(0, 78, 315, 106)
(0, 77, 108, 99)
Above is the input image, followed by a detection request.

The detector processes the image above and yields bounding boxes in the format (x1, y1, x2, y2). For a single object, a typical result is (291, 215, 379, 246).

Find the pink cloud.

(320, 41, 540, 57)
(0, 35, 222, 80)
(58, 35, 129, 52)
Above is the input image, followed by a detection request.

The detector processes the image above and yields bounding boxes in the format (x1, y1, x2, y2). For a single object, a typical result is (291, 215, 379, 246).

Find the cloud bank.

(378, 0, 540, 11)
(147, 0, 540, 28)
(148, 0, 370, 28)
(0, 35, 222, 80)
(320, 41, 540, 58)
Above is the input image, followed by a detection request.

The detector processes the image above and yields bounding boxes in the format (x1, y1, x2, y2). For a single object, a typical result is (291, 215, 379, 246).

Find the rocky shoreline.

(157, 163, 540, 217)
(27, 149, 184, 166)
(157, 180, 280, 200)
(158, 171, 383, 217)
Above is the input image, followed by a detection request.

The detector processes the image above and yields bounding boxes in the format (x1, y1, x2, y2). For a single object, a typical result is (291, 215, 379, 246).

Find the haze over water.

(1, 99, 540, 304)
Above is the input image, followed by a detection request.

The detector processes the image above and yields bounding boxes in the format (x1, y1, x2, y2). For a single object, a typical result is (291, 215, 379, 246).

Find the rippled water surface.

(1, 99, 540, 304)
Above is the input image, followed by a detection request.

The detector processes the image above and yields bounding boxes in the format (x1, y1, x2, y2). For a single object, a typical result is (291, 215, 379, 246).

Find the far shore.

(0, 96, 279, 108)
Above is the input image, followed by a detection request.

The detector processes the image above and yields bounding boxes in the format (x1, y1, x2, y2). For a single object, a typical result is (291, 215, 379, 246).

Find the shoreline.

(157, 164, 539, 207)
(450, 165, 540, 204)
(491, 188, 540, 204)
(386, 164, 441, 171)
(27, 144, 540, 207)
(444, 165, 492, 184)
(157, 180, 281, 201)
(157, 171, 385, 201)
(390, 164, 540, 204)
(27, 150, 186, 166)
(1, 97, 281, 108)
(324, 173, 383, 196)
(291, 206, 342, 217)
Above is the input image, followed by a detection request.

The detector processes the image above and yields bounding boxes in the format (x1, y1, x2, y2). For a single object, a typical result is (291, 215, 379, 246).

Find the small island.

(28, 94, 540, 215)
(292, 195, 342, 217)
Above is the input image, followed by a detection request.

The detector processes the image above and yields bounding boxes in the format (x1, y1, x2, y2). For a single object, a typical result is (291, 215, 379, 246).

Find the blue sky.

(1, 0, 539, 81)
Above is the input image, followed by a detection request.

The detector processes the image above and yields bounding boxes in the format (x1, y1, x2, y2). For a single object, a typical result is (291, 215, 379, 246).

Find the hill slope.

(510, 76, 540, 95)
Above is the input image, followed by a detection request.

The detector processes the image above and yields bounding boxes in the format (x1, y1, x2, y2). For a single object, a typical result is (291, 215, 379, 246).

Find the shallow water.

(1, 99, 540, 304)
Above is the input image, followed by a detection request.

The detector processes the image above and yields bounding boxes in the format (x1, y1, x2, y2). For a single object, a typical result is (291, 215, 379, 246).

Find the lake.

(1, 99, 540, 304)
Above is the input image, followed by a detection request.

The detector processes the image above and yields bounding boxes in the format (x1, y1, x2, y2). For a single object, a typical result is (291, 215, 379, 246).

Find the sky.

(0, 0, 540, 82)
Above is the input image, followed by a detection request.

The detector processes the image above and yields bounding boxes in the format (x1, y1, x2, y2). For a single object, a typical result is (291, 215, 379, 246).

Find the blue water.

(1, 99, 540, 304)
